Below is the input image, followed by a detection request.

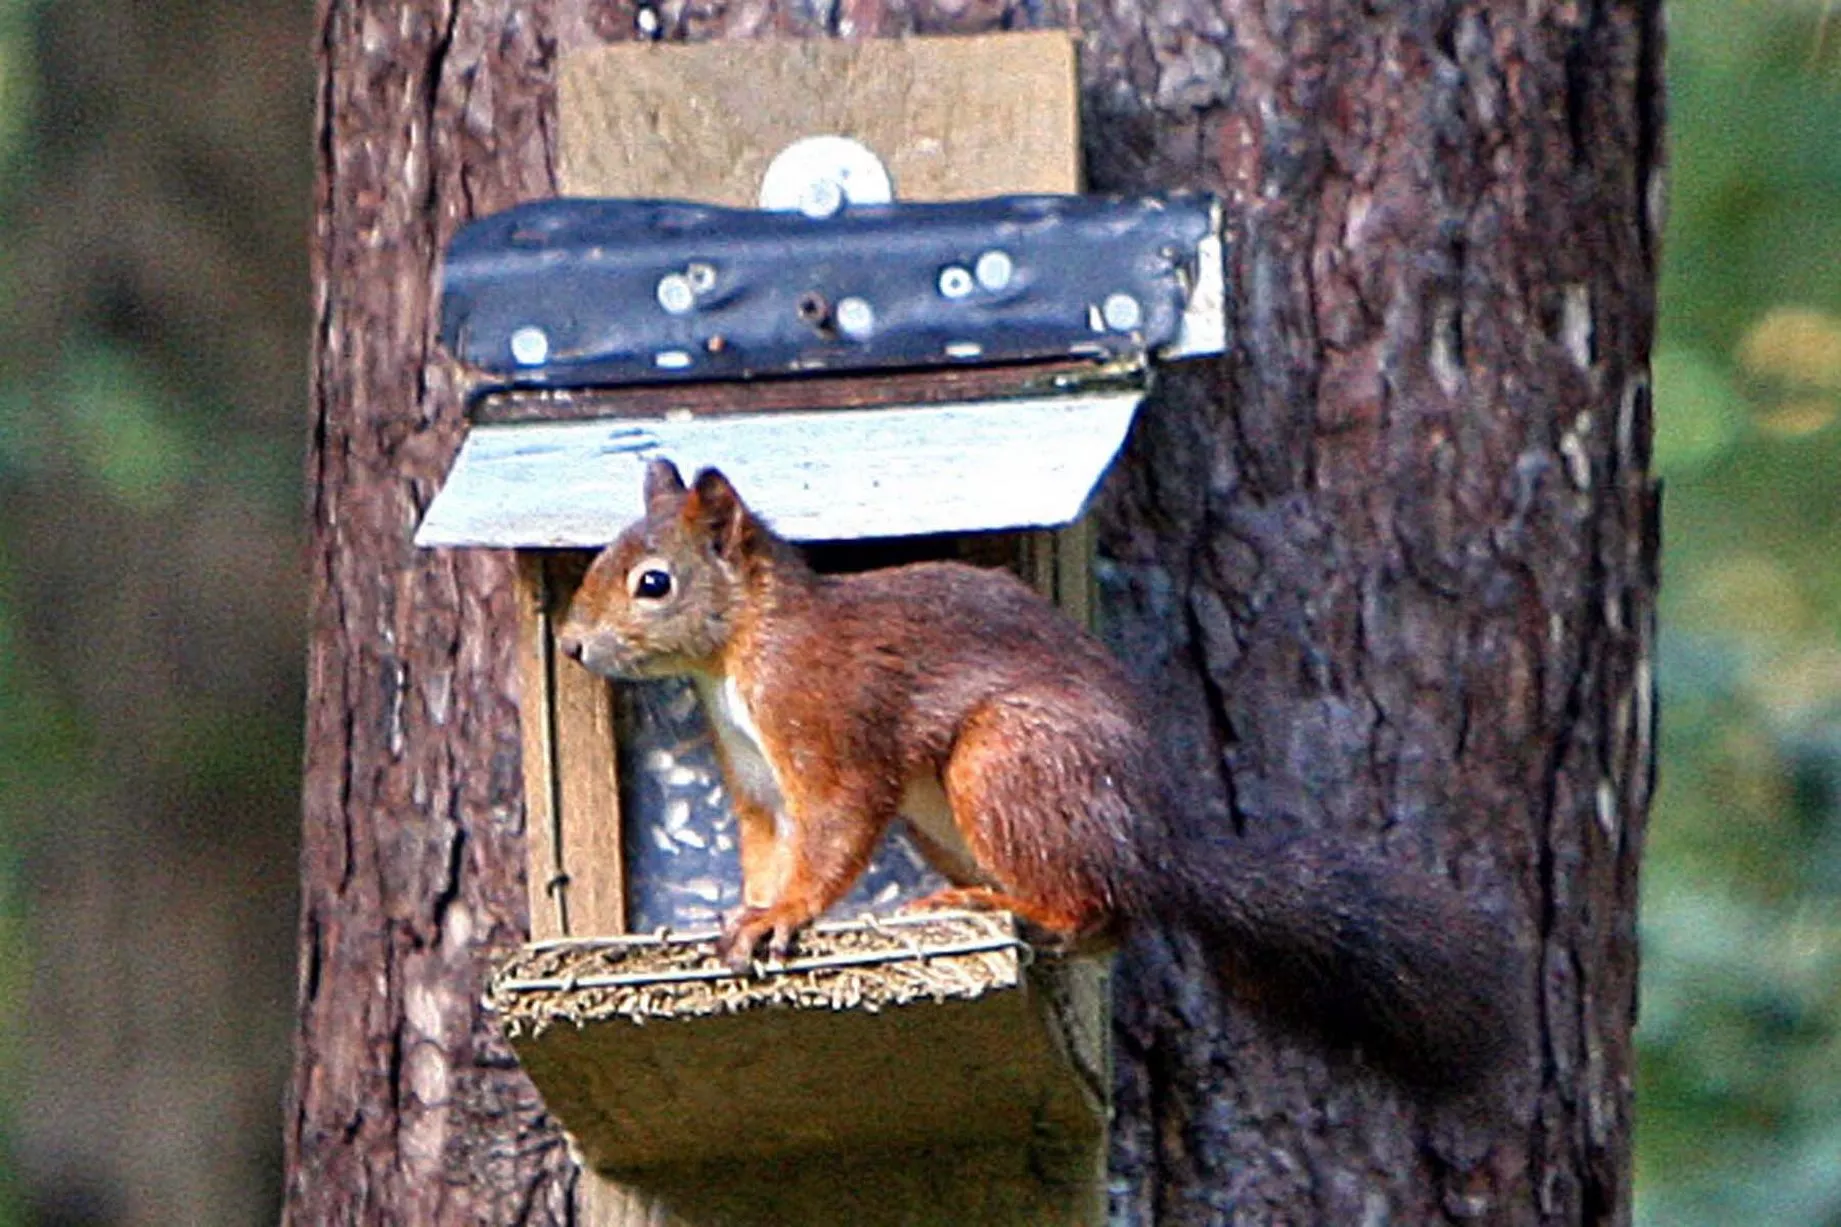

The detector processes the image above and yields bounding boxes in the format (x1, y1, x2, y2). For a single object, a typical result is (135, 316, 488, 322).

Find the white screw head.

(974, 250, 1014, 291)
(656, 273, 696, 315)
(509, 326, 550, 366)
(798, 178, 846, 219)
(1102, 292, 1143, 332)
(938, 266, 975, 299)
(835, 296, 876, 340)
(759, 136, 894, 212)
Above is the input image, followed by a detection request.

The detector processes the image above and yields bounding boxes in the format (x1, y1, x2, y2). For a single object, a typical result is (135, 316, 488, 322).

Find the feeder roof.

(413, 389, 1142, 548)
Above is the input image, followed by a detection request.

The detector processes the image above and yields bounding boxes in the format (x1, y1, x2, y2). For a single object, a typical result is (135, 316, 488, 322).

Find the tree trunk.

(289, 0, 1661, 1222)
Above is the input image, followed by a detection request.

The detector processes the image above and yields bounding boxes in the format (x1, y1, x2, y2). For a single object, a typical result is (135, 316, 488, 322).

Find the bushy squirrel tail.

(1150, 829, 1525, 1092)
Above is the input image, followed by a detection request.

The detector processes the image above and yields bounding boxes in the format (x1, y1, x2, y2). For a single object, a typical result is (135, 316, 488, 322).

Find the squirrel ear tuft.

(685, 468, 750, 559)
(690, 467, 741, 507)
(643, 458, 687, 508)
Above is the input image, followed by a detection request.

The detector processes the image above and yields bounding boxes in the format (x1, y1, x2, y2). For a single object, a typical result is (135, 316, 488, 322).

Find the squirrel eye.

(631, 567, 673, 600)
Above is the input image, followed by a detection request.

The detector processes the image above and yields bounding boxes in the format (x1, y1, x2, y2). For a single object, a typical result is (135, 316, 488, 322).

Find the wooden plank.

(548, 557, 628, 937)
(516, 556, 569, 940)
(1054, 515, 1098, 631)
(1021, 531, 1057, 602)
(517, 556, 627, 940)
(469, 359, 1129, 425)
(415, 391, 1142, 548)
(500, 926, 1104, 1225)
(619, 1143, 1099, 1227)
(557, 34, 1081, 205)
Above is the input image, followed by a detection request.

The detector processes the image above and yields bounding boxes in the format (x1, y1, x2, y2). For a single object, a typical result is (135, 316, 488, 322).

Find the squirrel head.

(556, 459, 760, 680)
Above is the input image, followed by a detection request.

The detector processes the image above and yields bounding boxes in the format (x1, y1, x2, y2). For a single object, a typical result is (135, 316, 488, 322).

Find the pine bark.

(291, 0, 1662, 1223)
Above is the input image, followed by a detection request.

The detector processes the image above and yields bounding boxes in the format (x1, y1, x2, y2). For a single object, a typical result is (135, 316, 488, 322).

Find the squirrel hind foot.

(903, 887, 1114, 955)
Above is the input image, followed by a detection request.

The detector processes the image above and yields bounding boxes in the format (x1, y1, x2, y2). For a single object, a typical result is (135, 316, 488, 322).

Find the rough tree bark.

(290, 0, 1661, 1223)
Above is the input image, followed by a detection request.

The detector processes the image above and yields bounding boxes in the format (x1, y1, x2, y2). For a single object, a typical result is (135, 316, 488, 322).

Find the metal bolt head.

(835, 296, 875, 341)
(798, 178, 846, 219)
(656, 273, 696, 315)
(974, 249, 1014, 292)
(796, 291, 831, 328)
(760, 136, 894, 213)
(938, 266, 975, 300)
(1102, 292, 1143, 332)
(509, 326, 550, 366)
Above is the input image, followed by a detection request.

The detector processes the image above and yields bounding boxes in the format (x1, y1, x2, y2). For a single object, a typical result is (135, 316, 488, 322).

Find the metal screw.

(796, 291, 832, 331)
(509, 326, 550, 366)
(760, 136, 893, 212)
(835, 297, 876, 341)
(656, 273, 696, 315)
(974, 250, 1014, 292)
(1102, 292, 1143, 332)
(685, 262, 718, 293)
(799, 178, 846, 219)
(938, 266, 975, 299)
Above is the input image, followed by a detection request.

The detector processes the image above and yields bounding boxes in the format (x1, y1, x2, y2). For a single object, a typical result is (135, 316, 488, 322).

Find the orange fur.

(556, 460, 1525, 1090)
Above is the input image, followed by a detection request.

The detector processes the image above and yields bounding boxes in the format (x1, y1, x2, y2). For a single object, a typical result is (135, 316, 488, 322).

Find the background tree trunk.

(290, 0, 1661, 1222)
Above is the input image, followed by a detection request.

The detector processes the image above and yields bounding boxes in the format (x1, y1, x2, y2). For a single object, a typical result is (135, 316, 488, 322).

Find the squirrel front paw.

(715, 906, 804, 974)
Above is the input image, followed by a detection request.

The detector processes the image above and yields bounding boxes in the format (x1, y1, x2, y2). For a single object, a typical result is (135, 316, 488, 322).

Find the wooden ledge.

(489, 911, 1032, 1030)
(487, 912, 1108, 1198)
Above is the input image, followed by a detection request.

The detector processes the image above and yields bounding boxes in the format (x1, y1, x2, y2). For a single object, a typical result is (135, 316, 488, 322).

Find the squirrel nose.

(557, 634, 585, 662)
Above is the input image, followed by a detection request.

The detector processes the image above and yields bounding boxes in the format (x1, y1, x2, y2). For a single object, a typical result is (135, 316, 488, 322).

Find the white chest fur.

(899, 775, 982, 885)
(695, 674, 981, 884)
(697, 676, 786, 813)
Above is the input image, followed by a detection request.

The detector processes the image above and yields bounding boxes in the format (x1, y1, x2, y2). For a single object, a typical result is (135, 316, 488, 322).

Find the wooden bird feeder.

(414, 32, 1225, 1226)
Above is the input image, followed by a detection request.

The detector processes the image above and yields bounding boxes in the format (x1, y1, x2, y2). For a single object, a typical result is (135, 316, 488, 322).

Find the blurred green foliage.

(1637, 2, 1841, 1224)
(0, 0, 42, 1217)
(0, 0, 306, 1220)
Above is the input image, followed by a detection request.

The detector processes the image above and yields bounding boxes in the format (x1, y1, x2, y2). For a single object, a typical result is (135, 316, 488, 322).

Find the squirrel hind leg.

(904, 885, 1114, 953)
(939, 695, 1142, 946)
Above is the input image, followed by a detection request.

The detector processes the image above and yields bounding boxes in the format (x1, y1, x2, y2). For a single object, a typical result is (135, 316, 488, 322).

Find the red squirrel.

(557, 459, 1523, 1089)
